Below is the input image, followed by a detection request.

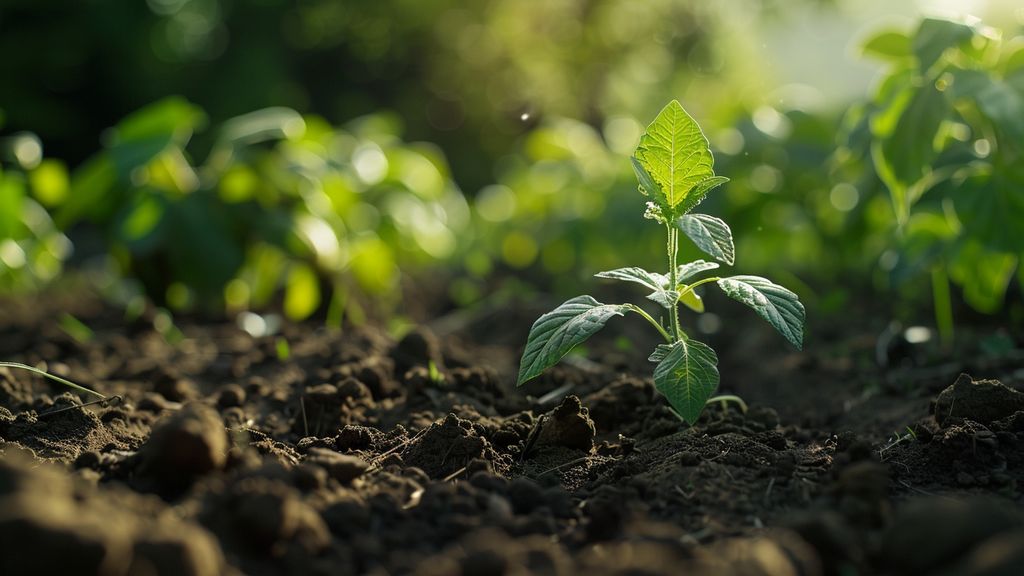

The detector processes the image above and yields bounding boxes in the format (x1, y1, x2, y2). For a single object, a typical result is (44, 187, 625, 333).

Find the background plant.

(845, 16, 1024, 339)
(517, 101, 805, 424)
(39, 97, 469, 322)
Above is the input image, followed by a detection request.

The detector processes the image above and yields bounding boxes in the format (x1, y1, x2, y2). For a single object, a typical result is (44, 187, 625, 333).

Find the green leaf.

(680, 176, 729, 215)
(653, 339, 720, 424)
(717, 276, 805, 349)
(676, 213, 735, 265)
(109, 97, 206, 178)
(595, 267, 668, 292)
(677, 260, 720, 283)
(646, 289, 679, 310)
(913, 18, 975, 72)
(631, 157, 660, 199)
(861, 29, 912, 61)
(679, 289, 705, 313)
(972, 77, 1024, 146)
(0, 172, 25, 238)
(948, 242, 1017, 314)
(56, 153, 117, 227)
(596, 267, 678, 310)
(165, 192, 244, 300)
(634, 100, 718, 215)
(284, 262, 321, 321)
(648, 343, 674, 363)
(517, 296, 628, 385)
(871, 80, 948, 222)
(952, 170, 1024, 253)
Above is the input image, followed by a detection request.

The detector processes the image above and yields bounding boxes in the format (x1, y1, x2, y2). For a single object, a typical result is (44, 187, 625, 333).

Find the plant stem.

(625, 304, 673, 343)
(931, 265, 954, 350)
(667, 224, 682, 342)
(0, 362, 106, 400)
(677, 276, 721, 299)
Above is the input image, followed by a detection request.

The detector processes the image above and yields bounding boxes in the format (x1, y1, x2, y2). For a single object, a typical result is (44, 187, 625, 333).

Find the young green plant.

(516, 100, 805, 424)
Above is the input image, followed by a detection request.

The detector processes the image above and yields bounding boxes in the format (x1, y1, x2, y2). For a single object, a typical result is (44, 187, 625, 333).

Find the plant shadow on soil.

(1, 292, 1023, 576)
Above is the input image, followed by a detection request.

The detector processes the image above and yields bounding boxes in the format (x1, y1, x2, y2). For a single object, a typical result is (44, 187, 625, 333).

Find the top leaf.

(634, 100, 719, 215)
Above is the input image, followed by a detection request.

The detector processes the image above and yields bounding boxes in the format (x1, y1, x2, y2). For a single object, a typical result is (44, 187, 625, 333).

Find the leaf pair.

(513, 294, 720, 423)
(517, 275, 803, 422)
(595, 261, 719, 312)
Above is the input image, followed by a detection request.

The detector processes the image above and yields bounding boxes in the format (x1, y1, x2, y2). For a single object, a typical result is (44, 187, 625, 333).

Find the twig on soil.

(441, 442, 456, 466)
(537, 383, 574, 406)
(896, 480, 960, 501)
(536, 456, 591, 477)
(519, 414, 546, 463)
(366, 425, 432, 474)
(763, 477, 775, 504)
(705, 447, 731, 462)
(674, 484, 695, 499)
(38, 395, 123, 418)
(443, 466, 467, 482)
(300, 396, 309, 438)
(0, 362, 106, 400)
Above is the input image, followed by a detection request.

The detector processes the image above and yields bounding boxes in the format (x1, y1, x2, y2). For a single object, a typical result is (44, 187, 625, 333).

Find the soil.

(1, 290, 1023, 576)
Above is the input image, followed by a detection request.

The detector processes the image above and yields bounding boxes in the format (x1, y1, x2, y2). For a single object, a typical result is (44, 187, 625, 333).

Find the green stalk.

(931, 265, 954, 350)
(677, 276, 721, 299)
(625, 304, 673, 343)
(667, 224, 682, 342)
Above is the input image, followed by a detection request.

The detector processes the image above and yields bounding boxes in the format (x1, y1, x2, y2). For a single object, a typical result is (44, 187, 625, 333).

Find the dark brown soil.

(1, 293, 1023, 576)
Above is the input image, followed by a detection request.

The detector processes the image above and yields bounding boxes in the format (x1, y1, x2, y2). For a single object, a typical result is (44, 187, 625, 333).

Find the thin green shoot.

(276, 337, 291, 360)
(0, 362, 106, 400)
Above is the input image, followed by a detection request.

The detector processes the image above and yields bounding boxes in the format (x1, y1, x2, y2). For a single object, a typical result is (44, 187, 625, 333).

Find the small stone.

(537, 396, 595, 451)
(154, 378, 197, 403)
(305, 448, 369, 483)
(392, 327, 443, 375)
(217, 384, 246, 408)
(74, 451, 102, 470)
(137, 404, 228, 496)
(957, 471, 975, 486)
(336, 378, 372, 404)
(335, 425, 373, 451)
(507, 477, 545, 514)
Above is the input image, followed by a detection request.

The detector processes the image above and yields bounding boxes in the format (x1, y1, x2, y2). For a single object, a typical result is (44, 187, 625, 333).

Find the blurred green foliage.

(0, 126, 71, 292)
(0, 1, 1021, 331)
(845, 16, 1024, 315)
(27, 97, 469, 321)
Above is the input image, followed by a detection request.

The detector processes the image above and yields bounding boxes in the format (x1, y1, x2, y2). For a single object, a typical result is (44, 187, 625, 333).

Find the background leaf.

(913, 18, 975, 72)
(634, 100, 717, 215)
(676, 213, 735, 265)
(717, 275, 805, 349)
(653, 338, 720, 424)
(517, 295, 628, 385)
(284, 262, 321, 321)
(862, 29, 912, 61)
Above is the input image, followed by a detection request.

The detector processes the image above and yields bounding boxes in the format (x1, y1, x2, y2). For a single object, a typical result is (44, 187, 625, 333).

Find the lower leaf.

(652, 339, 720, 424)
(517, 295, 628, 385)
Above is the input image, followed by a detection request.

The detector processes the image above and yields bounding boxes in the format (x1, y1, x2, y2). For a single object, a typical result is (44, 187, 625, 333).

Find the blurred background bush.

(1, 0, 1022, 336)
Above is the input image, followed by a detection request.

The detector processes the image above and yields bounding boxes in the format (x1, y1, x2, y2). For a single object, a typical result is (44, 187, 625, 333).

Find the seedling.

(0, 361, 106, 400)
(516, 101, 805, 424)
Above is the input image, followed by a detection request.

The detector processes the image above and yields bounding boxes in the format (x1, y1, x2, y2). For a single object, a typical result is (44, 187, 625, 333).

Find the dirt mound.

(1, 304, 1023, 575)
